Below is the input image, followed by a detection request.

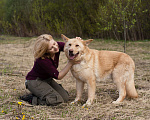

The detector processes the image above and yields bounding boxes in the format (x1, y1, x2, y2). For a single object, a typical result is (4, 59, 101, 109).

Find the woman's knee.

(61, 91, 69, 102)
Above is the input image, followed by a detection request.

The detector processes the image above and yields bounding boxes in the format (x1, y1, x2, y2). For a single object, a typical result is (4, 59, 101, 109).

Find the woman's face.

(47, 40, 59, 54)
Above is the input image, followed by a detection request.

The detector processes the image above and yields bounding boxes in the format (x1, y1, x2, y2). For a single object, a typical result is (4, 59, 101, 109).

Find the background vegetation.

(0, 0, 150, 40)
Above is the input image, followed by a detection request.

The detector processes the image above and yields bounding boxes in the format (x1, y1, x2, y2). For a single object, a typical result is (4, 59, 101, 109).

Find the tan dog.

(61, 34, 138, 106)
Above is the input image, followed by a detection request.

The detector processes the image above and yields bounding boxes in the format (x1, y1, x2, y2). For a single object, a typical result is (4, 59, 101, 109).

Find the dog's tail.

(126, 74, 138, 98)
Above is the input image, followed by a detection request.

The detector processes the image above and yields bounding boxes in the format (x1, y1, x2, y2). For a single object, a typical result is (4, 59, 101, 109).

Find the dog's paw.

(70, 99, 80, 105)
(112, 101, 122, 104)
(70, 101, 75, 104)
(82, 102, 92, 108)
(82, 104, 88, 108)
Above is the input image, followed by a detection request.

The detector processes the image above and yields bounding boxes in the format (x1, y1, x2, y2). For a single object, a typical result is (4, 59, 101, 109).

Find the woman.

(23, 34, 78, 106)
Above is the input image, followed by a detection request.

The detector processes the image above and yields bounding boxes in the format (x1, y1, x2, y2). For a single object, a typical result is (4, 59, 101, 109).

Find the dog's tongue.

(69, 56, 75, 60)
(69, 52, 78, 60)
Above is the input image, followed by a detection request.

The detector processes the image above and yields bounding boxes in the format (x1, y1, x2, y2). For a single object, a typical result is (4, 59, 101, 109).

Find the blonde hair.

(33, 34, 53, 60)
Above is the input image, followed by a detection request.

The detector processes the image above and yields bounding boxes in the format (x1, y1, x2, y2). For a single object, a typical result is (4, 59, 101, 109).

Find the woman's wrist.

(68, 61, 73, 67)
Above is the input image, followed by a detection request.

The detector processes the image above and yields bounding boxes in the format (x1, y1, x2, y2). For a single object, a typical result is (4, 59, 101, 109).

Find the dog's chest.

(71, 63, 93, 82)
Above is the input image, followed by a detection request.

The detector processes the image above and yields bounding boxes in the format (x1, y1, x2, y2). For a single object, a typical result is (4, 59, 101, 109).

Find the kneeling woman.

(25, 34, 78, 105)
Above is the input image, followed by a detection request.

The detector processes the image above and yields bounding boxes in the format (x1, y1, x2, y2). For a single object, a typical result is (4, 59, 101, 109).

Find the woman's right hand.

(58, 60, 81, 80)
(68, 60, 81, 66)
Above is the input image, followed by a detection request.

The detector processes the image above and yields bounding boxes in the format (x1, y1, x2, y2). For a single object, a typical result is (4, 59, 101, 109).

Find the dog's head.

(61, 34, 93, 61)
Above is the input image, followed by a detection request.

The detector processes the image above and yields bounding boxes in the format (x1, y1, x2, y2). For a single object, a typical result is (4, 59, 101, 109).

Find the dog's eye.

(76, 45, 79, 47)
(69, 44, 71, 46)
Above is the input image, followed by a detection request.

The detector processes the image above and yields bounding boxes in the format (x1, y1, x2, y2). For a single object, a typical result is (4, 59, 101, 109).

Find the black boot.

(20, 93, 34, 104)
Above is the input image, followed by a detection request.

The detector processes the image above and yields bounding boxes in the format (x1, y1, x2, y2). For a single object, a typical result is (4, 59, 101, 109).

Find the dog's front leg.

(83, 79, 96, 107)
(71, 79, 84, 104)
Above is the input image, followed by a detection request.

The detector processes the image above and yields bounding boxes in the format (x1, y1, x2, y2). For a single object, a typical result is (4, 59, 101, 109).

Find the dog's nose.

(69, 49, 73, 53)
(69, 49, 74, 55)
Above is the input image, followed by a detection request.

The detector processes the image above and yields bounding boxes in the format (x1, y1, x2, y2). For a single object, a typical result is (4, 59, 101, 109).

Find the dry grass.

(0, 35, 150, 120)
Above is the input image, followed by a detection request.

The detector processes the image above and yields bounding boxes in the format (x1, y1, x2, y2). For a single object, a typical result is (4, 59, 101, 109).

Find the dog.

(61, 34, 138, 106)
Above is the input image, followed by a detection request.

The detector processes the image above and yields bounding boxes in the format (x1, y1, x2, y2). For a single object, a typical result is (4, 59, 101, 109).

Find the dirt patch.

(0, 38, 150, 119)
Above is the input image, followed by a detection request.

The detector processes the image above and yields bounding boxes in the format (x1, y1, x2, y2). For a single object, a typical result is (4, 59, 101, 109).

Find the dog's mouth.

(69, 51, 79, 60)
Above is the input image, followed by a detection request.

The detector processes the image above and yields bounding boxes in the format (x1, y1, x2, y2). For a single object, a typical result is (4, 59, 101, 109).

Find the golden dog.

(61, 34, 138, 106)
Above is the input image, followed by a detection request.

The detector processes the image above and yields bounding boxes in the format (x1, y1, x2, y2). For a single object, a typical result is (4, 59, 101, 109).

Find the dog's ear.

(61, 34, 69, 43)
(83, 39, 93, 46)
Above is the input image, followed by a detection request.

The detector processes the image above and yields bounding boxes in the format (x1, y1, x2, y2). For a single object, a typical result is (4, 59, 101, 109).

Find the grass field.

(0, 35, 150, 120)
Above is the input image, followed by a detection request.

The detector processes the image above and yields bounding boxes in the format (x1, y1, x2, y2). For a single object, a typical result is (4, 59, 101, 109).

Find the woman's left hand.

(76, 37, 82, 40)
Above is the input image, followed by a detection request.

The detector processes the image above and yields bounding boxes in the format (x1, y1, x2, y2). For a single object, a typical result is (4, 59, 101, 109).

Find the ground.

(0, 36, 150, 120)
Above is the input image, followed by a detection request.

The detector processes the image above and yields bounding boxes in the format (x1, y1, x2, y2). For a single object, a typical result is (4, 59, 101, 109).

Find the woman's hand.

(58, 60, 80, 80)
(68, 60, 81, 66)
(76, 37, 82, 40)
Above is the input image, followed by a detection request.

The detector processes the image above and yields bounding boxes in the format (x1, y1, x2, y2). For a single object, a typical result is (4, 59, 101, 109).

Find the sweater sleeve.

(57, 42, 65, 52)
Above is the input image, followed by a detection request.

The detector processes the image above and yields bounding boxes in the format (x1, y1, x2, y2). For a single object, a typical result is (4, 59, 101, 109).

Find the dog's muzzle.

(69, 50, 79, 60)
